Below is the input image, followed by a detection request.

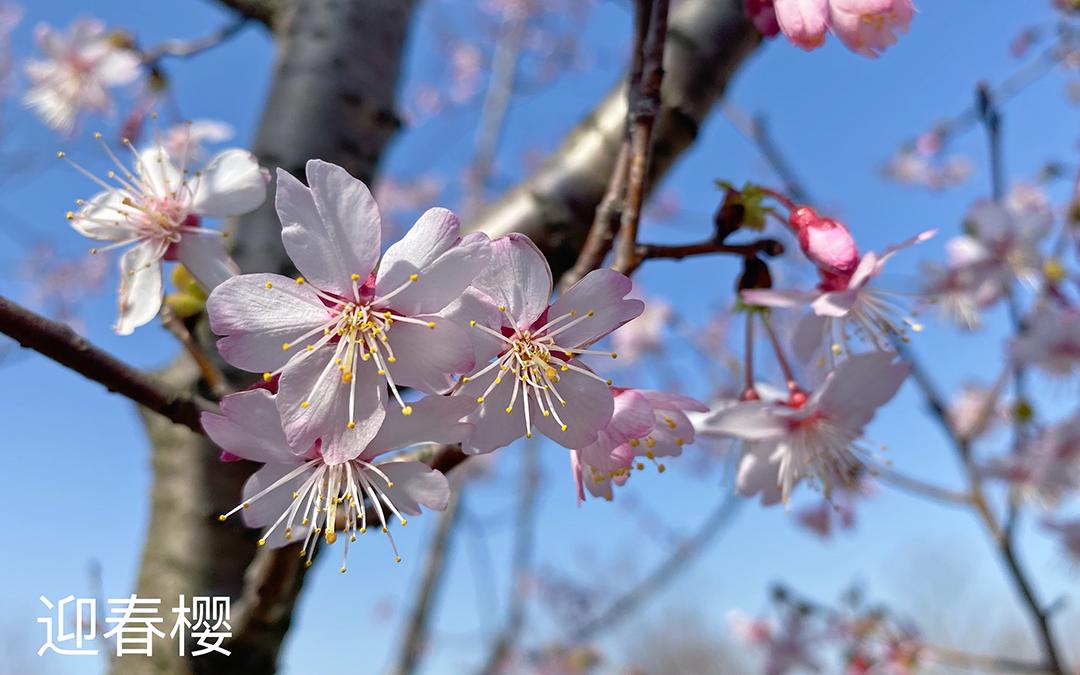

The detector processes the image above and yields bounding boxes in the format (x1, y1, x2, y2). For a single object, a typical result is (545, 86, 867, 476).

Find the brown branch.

(392, 480, 466, 675)
(612, 0, 670, 275)
(0, 294, 210, 434)
(141, 16, 250, 63)
(636, 237, 782, 263)
(208, 0, 279, 30)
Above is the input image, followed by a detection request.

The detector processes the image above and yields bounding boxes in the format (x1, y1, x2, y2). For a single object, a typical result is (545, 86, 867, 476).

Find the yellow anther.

(257, 538, 266, 546)
(675, 438, 685, 446)
(263, 372, 272, 382)
(242, 502, 250, 509)
(347, 421, 356, 429)
(636, 463, 645, 471)
(469, 320, 477, 327)
(498, 305, 506, 312)
(306, 344, 314, 351)
(526, 432, 533, 439)
(282, 342, 290, 350)
(646, 450, 655, 459)
(395, 556, 402, 563)
(388, 356, 396, 363)
(587, 310, 595, 317)
(542, 410, 550, 417)
(561, 364, 569, 372)
(409, 273, 419, 282)
(546, 367, 557, 379)
(351, 273, 360, 281)
(658, 464, 666, 473)
(645, 437, 656, 449)
(265, 282, 273, 289)
(300, 401, 310, 409)
(340, 566, 347, 574)
(426, 321, 436, 329)
(377, 369, 385, 376)
(605, 379, 613, 386)
(217, 514, 226, 522)
(342, 372, 353, 383)
(610, 352, 618, 359)
(505, 407, 513, 414)
(305, 560, 313, 568)
(65, 211, 75, 220)
(360, 527, 367, 534)
(400, 519, 407, 526)
(56, 151, 66, 158)
(387, 482, 395, 489)
(402, 406, 413, 416)
(560, 424, 568, 431)
(325, 531, 337, 544)
(664, 416, 677, 429)
(296, 276, 305, 284)
(476, 396, 485, 404)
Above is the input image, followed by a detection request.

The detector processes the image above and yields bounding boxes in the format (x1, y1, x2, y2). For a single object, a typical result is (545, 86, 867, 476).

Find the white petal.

(365, 394, 477, 457)
(135, 147, 183, 199)
(174, 233, 239, 291)
(383, 315, 476, 394)
(532, 361, 615, 450)
(240, 462, 313, 533)
(114, 241, 164, 335)
(202, 389, 298, 463)
(815, 351, 908, 429)
(741, 288, 818, 308)
(736, 442, 783, 506)
(792, 312, 829, 364)
(697, 401, 786, 441)
(377, 461, 451, 514)
(191, 149, 268, 218)
(71, 190, 133, 241)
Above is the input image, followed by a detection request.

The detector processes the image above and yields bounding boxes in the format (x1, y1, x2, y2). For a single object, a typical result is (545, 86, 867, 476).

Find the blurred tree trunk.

(115, 1, 416, 673)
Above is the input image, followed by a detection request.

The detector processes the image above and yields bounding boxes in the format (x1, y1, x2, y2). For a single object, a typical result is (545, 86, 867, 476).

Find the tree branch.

(208, 0, 280, 29)
(141, 16, 251, 64)
(0, 295, 210, 434)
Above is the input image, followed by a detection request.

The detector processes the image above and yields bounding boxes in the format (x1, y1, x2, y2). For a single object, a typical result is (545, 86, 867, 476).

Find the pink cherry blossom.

(795, 477, 868, 538)
(947, 379, 1004, 442)
(1010, 307, 1080, 377)
(743, 229, 934, 363)
(828, 0, 914, 59)
(697, 352, 908, 503)
(64, 136, 268, 334)
(791, 207, 860, 279)
(774, 0, 829, 50)
(947, 200, 1052, 297)
(728, 608, 824, 675)
(208, 160, 489, 463)
(570, 388, 706, 503)
(984, 412, 1080, 506)
(206, 388, 474, 569)
(455, 234, 643, 454)
(24, 18, 141, 134)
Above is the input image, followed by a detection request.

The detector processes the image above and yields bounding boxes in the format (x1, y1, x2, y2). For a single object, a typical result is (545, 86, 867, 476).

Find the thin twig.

(635, 237, 782, 262)
(141, 17, 251, 64)
(478, 445, 541, 675)
(612, 0, 670, 275)
(0, 295, 210, 434)
(721, 102, 811, 204)
(876, 466, 971, 507)
(393, 481, 466, 675)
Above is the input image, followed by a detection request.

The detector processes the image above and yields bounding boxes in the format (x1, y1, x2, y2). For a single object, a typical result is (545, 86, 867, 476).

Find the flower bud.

(791, 206, 860, 278)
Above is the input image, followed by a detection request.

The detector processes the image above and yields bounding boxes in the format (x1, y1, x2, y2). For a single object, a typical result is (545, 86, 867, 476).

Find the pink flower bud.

(774, 0, 829, 50)
(743, 0, 781, 38)
(791, 206, 860, 278)
(828, 0, 914, 58)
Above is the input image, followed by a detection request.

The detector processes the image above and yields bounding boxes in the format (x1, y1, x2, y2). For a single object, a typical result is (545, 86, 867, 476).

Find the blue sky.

(1, 1, 1078, 673)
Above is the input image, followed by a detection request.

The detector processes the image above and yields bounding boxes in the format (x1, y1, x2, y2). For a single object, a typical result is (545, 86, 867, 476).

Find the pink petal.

(375, 210, 491, 315)
(472, 233, 552, 329)
(174, 233, 239, 291)
(364, 394, 477, 458)
(636, 389, 709, 414)
(548, 268, 644, 348)
(441, 287, 508, 366)
(377, 461, 451, 514)
(201, 389, 298, 463)
(461, 375, 527, 454)
(532, 361, 615, 450)
(277, 347, 387, 464)
(811, 289, 857, 317)
(208, 273, 330, 373)
(241, 462, 313, 535)
(383, 314, 476, 393)
(814, 351, 908, 429)
(277, 161, 380, 297)
(876, 229, 936, 269)
(698, 401, 786, 441)
(774, 0, 829, 50)
(114, 240, 165, 335)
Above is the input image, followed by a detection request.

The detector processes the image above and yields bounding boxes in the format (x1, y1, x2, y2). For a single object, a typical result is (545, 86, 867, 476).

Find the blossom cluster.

(744, 0, 915, 58)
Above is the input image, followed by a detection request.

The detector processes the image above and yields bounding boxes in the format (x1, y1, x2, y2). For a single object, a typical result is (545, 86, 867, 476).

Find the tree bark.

(465, 0, 760, 273)
(117, 2, 417, 673)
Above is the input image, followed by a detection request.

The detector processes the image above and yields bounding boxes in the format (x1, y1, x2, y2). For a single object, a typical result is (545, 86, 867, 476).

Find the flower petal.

(460, 375, 526, 454)
(277, 161, 380, 296)
(532, 361, 615, 450)
(741, 288, 819, 308)
(814, 351, 908, 429)
(472, 233, 552, 329)
(736, 442, 783, 506)
(174, 233, 239, 291)
(202, 389, 298, 463)
(208, 273, 331, 373)
(277, 348, 387, 464)
(115, 240, 164, 335)
(792, 311, 828, 364)
(384, 314, 476, 393)
(375, 209, 490, 315)
(190, 149, 268, 218)
(364, 394, 477, 458)
(378, 461, 451, 514)
(636, 389, 709, 414)
(548, 268, 644, 348)
(71, 190, 131, 240)
(135, 147, 183, 200)
(811, 290, 857, 318)
(240, 461, 313, 533)
(697, 401, 786, 441)
(441, 287, 508, 367)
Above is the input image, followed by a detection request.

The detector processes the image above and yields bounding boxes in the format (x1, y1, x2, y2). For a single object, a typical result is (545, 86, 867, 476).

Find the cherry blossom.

(947, 200, 1052, 297)
(828, 0, 914, 59)
(454, 234, 643, 454)
(947, 379, 1005, 442)
(728, 608, 823, 675)
(24, 18, 141, 134)
(774, 0, 829, 50)
(1010, 307, 1080, 377)
(697, 352, 908, 504)
(207, 388, 474, 569)
(64, 133, 268, 334)
(208, 160, 489, 463)
(570, 388, 707, 502)
(984, 412, 1080, 506)
(743, 215, 934, 362)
